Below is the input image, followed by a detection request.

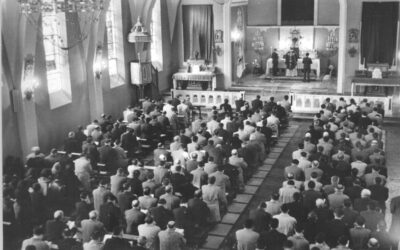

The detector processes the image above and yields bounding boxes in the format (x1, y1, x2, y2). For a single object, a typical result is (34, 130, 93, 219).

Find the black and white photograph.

(1, 0, 400, 250)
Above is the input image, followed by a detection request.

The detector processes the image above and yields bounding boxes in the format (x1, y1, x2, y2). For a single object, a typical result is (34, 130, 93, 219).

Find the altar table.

(173, 72, 216, 90)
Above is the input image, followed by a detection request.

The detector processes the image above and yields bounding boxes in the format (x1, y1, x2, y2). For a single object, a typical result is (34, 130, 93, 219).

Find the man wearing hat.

(158, 221, 186, 250)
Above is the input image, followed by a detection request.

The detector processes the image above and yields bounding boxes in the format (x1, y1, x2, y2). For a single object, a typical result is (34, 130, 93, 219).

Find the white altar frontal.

(266, 58, 320, 78)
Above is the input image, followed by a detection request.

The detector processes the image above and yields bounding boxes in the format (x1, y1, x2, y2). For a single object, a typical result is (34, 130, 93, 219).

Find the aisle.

(200, 121, 309, 250)
(384, 124, 400, 228)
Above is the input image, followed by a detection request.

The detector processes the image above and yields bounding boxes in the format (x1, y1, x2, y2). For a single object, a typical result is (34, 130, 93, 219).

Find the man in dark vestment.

(272, 48, 279, 76)
(302, 53, 313, 82)
(285, 50, 298, 77)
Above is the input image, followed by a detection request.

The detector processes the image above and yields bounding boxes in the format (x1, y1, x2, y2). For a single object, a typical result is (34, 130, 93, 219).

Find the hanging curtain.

(182, 5, 214, 62)
(361, 2, 399, 66)
(282, 0, 314, 25)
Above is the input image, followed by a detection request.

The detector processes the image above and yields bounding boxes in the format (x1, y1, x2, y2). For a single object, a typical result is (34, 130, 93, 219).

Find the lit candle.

(270, 46, 272, 55)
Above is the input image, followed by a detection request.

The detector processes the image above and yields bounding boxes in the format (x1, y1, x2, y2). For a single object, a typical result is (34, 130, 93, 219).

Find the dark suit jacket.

(257, 229, 287, 250)
(302, 57, 312, 70)
(98, 145, 119, 171)
(103, 237, 132, 250)
(369, 184, 389, 207)
(124, 208, 145, 235)
(249, 208, 272, 233)
(73, 201, 92, 227)
(342, 207, 359, 229)
(149, 206, 173, 230)
(324, 219, 349, 247)
(187, 198, 210, 227)
(64, 138, 81, 153)
(353, 197, 378, 212)
(129, 177, 143, 197)
(173, 206, 194, 230)
(99, 202, 123, 232)
(344, 185, 363, 202)
(44, 219, 67, 243)
(251, 99, 263, 111)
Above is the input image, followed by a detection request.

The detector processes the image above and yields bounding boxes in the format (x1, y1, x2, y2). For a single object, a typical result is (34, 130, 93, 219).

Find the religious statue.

(284, 49, 298, 77)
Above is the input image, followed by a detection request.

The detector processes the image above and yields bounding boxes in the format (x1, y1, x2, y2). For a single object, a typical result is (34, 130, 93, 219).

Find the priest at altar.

(266, 51, 320, 78)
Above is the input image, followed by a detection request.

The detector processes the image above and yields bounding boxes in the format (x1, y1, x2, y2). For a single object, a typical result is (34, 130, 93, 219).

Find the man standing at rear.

(302, 53, 312, 82)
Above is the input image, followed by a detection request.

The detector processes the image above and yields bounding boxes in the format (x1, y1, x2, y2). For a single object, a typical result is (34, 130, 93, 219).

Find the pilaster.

(223, 0, 232, 89)
(337, 0, 347, 94)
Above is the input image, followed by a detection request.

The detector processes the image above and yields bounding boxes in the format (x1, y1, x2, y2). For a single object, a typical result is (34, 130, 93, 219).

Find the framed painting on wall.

(348, 28, 359, 43)
(215, 30, 223, 43)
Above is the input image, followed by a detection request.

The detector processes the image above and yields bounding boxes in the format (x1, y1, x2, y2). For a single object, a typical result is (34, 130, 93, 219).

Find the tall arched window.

(150, 0, 163, 71)
(42, 11, 72, 109)
(106, 0, 125, 88)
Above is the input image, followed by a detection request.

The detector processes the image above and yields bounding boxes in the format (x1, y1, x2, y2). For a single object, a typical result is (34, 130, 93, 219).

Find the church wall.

(318, 0, 339, 25)
(247, 0, 278, 26)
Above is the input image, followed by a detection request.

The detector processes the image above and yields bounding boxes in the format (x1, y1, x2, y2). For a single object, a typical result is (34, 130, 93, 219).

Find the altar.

(173, 72, 216, 90)
(266, 58, 320, 78)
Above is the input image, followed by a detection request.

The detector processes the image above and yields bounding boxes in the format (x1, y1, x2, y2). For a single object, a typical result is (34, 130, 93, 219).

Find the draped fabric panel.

(182, 5, 214, 62)
(166, 0, 181, 42)
(361, 2, 399, 66)
(282, 0, 314, 25)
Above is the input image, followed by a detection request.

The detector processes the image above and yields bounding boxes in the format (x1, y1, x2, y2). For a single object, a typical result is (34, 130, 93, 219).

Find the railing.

(289, 92, 393, 117)
(171, 89, 245, 109)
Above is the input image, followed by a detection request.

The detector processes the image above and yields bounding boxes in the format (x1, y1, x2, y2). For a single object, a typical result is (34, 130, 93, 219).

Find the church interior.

(2, 0, 400, 249)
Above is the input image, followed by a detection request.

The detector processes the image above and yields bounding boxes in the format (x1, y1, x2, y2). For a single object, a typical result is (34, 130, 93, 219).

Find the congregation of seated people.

(234, 97, 400, 250)
(3, 94, 292, 250)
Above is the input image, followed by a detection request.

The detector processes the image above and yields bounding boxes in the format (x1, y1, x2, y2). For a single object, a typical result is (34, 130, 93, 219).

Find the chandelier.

(326, 29, 338, 51)
(18, 0, 105, 14)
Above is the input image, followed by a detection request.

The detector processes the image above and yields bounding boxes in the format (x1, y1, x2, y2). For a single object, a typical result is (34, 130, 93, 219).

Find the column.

(337, 0, 347, 94)
(314, 0, 319, 26)
(86, 11, 107, 121)
(277, 0, 281, 25)
(15, 14, 41, 157)
(223, 0, 232, 89)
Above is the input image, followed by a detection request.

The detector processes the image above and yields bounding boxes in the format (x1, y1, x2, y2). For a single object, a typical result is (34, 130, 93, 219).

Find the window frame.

(42, 11, 72, 109)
